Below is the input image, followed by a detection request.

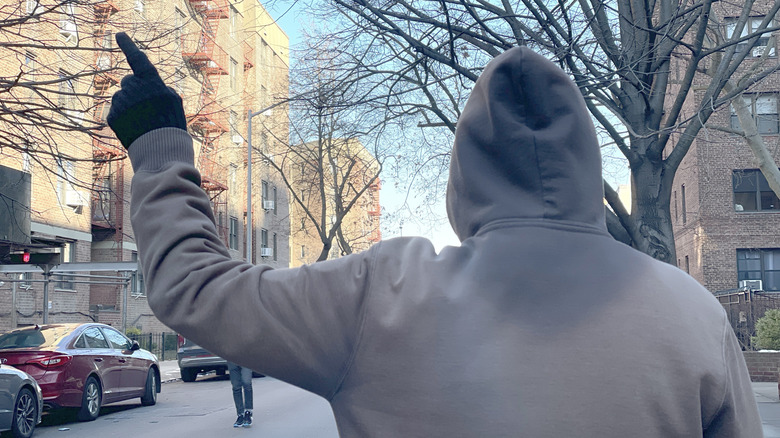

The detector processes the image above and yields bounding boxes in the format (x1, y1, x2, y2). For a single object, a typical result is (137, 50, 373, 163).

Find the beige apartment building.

(0, 0, 290, 333)
(669, 3, 780, 295)
(289, 138, 381, 267)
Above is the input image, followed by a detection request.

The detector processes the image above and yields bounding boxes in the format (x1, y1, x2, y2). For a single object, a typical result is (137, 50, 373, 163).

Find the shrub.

(752, 309, 780, 350)
(125, 327, 142, 337)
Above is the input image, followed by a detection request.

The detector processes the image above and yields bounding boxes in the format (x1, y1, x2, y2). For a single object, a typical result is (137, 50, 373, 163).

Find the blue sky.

(264, 2, 462, 251)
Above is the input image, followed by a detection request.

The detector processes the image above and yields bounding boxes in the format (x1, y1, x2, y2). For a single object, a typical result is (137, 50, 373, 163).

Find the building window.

(56, 159, 74, 205)
(733, 169, 780, 212)
(134, 0, 145, 16)
(260, 133, 268, 157)
(261, 180, 269, 203)
(24, 51, 37, 80)
(94, 176, 111, 221)
(26, 0, 38, 14)
(300, 245, 305, 258)
(230, 110, 241, 144)
(230, 5, 238, 37)
(175, 69, 186, 96)
(684, 255, 689, 274)
(175, 8, 186, 50)
(273, 233, 277, 261)
(737, 249, 780, 291)
(20, 272, 32, 289)
(229, 164, 237, 190)
(273, 186, 277, 215)
(229, 216, 239, 249)
(260, 229, 269, 258)
(731, 94, 779, 135)
(131, 252, 145, 297)
(726, 17, 776, 57)
(58, 70, 74, 110)
(674, 190, 678, 222)
(681, 184, 687, 224)
(60, 4, 77, 42)
(56, 242, 75, 290)
(230, 57, 238, 91)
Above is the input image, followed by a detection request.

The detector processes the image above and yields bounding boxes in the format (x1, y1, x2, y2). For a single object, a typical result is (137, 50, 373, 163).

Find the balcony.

(187, 0, 228, 19)
(198, 152, 228, 193)
(94, 0, 118, 20)
(187, 99, 229, 136)
(181, 34, 229, 76)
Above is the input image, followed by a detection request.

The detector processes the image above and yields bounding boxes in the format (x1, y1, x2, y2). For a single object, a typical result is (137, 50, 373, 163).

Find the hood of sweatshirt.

(446, 47, 607, 241)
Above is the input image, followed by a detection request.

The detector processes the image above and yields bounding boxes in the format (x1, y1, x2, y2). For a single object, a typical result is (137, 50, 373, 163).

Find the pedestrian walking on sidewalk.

(108, 31, 762, 437)
(228, 362, 253, 428)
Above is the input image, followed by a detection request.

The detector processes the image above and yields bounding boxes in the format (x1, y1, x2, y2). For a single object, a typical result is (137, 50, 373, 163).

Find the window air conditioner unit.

(263, 200, 274, 211)
(739, 280, 763, 290)
(65, 190, 88, 207)
(260, 247, 273, 258)
(231, 134, 243, 144)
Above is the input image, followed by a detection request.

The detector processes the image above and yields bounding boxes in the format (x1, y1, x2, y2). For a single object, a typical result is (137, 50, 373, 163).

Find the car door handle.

(94, 358, 103, 362)
(118, 358, 126, 363)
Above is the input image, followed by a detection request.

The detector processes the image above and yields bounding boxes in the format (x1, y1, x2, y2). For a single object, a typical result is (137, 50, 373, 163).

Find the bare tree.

(0, 0, 187, 184)
(275, 0, 780, 263)
(258, 42, 385, 262)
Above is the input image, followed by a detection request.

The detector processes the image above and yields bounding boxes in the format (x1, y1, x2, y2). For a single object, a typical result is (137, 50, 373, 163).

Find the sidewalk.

(755, 381, 780, 437)
(159, 359, 181, 383)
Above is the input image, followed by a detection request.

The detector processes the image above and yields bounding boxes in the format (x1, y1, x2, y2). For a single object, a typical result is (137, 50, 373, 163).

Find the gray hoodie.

(128, 47, 762, 437)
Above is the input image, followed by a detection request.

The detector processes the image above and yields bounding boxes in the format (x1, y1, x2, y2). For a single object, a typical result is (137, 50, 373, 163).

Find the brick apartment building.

(0, 0, 290, 334)
(289, 138, 381, 267)
(670, 3, 780, 295)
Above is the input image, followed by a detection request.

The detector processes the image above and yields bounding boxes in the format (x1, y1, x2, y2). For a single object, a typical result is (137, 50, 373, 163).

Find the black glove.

(107, 32, 187, 149)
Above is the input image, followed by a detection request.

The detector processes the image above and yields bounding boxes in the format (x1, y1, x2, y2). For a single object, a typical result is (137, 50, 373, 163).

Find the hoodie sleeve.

(703, 313, 763, 437)
(127, 128, 374, 398)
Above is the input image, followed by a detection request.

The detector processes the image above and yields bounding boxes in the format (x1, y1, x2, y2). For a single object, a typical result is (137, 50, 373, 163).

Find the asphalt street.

(31, 360, 780, 436)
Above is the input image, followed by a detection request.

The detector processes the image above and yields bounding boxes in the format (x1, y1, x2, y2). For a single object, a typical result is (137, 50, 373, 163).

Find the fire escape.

(92, 0, 124, 259)
(181, 0, 231, 244)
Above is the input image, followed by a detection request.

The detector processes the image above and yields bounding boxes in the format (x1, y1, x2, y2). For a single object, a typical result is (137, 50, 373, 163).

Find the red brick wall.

(743, 351, 780, 382)
(669, 32, 780, 293)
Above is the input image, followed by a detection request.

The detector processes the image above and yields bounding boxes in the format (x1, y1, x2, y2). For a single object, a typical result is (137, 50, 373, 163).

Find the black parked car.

(176, 335, 262, 382)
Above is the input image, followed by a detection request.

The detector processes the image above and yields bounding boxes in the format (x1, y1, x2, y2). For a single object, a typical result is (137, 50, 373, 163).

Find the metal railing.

(127, 332, 178, 361)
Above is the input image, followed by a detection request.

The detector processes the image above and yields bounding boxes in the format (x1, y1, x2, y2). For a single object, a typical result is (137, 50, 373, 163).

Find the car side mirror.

(130, 340, 140, 351)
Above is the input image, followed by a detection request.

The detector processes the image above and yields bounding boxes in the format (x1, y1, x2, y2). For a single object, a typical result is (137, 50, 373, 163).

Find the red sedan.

(0, 323, 160, 421)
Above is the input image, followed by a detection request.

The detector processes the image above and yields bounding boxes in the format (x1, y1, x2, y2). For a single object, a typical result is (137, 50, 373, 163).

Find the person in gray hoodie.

(108, 31, 762, 437)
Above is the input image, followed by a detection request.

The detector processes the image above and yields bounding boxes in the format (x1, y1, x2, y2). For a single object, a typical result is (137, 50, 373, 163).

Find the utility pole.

(246, 100, 286, 263)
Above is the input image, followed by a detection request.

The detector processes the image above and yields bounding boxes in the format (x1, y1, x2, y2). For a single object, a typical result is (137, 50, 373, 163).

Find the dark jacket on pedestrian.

(124, 47, 762, 437)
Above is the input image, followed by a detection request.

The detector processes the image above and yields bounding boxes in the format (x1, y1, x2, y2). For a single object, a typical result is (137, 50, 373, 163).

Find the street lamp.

(246, 101, 284, 263)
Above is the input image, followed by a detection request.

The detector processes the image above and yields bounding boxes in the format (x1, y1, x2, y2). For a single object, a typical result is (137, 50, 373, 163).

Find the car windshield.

(0, 325, 73, 349)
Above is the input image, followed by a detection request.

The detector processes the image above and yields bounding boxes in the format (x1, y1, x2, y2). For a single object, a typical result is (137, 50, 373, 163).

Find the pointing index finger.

(115, 32, 158, 78)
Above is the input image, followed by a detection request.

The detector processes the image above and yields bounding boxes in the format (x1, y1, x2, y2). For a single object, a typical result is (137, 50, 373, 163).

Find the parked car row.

(0, 323, 161, 437)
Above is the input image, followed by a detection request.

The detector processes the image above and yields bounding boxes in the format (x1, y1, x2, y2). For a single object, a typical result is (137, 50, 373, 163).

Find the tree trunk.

(631, 159, 677, 265)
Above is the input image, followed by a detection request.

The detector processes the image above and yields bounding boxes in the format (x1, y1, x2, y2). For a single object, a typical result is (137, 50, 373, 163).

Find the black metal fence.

(128, 332, 178, 361)
(717, 290, 780, 350)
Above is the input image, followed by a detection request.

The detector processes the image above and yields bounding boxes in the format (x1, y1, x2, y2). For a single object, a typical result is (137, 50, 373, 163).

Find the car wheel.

(11, 387, 37, 438)
(180, 368, 197, 382)
(77, 376, 101, 422)
(140, 369, 158, 406)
